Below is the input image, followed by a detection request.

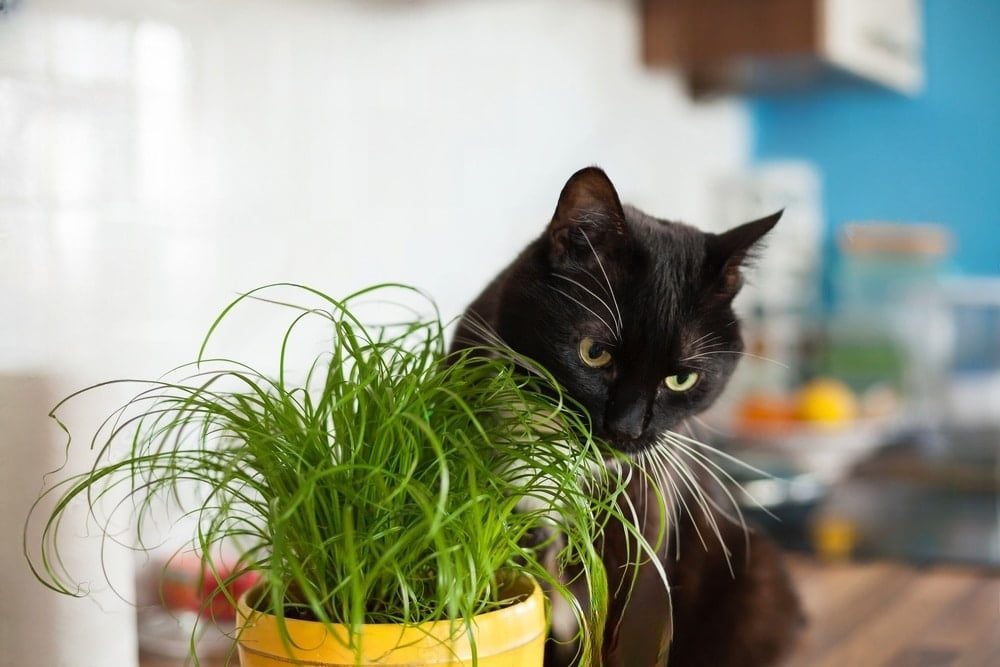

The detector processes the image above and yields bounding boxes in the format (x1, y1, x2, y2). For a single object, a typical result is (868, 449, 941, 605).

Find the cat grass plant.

(26, 283, 665, 665)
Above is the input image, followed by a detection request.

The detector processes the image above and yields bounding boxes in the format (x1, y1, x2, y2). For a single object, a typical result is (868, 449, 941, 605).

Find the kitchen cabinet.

(643, 0, 923, 96)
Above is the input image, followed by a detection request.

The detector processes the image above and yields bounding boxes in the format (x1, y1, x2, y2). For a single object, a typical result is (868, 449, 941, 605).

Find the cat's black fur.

(451, 167, 804, 666)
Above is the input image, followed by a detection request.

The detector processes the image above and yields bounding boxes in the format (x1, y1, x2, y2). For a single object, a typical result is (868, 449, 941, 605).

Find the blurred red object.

(159, 553, 259, 620)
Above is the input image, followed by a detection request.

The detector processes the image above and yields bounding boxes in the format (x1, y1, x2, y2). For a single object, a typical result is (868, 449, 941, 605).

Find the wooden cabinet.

(643, 0, 923, 96)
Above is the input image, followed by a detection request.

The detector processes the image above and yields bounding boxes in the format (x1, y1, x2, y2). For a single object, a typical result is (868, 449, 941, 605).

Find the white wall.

(0, 0, 749, 664)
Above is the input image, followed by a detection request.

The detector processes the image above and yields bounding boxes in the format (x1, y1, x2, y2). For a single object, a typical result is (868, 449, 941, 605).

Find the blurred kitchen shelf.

(723, 414, 903, 484)
(853, 440, 998, 494)
(741, 429, 1000, 568)
(824, 481, 998, 568)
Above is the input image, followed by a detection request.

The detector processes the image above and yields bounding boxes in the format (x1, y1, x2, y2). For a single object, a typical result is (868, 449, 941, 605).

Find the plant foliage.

(26, 283, 665, 664)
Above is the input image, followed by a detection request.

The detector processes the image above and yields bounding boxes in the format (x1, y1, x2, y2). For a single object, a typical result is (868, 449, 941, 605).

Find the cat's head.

(494, 167, 780, 454)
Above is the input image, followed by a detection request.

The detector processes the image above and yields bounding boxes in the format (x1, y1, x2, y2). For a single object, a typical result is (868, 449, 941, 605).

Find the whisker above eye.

(690, 340, 728, 355)
(681, 350, 789, 368)
(551, 287, 619, 340)
(553, 272, 622, 333)
(687, 331, 715, 347)
(458, 312, 550, 377)
(579, 229, 624, 337)
(685, 331, 721, 353)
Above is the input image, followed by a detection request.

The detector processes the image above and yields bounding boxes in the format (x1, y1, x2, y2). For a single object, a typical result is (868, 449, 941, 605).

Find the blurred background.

(0, 1, 996, 665)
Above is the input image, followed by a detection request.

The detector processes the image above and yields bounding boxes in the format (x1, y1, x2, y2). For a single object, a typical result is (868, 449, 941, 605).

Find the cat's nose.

(607, 420, 643, 441)
(604, 398, 648, 442)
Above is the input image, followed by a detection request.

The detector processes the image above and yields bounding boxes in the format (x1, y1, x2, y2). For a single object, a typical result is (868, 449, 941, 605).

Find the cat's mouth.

(601, 431, 661, 455)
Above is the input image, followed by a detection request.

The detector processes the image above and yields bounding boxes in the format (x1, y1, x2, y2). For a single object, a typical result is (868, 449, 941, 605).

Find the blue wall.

(752, 0, 1000, 276)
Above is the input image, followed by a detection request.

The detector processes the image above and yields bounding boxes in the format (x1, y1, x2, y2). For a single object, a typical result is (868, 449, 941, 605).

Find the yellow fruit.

(796, 378, 858, 425)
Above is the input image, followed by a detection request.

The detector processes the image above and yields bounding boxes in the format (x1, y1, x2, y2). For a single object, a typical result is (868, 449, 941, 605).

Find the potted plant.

(26, 284, 666, 666)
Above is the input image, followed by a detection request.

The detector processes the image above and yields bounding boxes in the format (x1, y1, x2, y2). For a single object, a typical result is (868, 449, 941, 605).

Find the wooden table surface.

(785, 557, 999, 667)
(140, 558, 1000, 667)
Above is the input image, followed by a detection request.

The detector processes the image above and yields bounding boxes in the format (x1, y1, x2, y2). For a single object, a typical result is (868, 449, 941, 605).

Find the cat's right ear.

(547, 167, 628, 266)
(704, 210, 782, 301)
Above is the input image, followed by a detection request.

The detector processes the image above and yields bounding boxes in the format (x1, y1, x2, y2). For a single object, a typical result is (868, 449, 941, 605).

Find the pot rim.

(236, 571, 543, 630)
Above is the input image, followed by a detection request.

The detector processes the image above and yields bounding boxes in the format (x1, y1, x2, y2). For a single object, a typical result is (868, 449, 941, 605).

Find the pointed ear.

(705, 210, 782, 300)
(547, 167, 628, 265)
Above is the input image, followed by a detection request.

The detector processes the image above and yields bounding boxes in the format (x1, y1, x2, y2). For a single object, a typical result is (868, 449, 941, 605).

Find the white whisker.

(665, 436, 752, 560)
(459, 313, 549, 378)
(620, 452, 673, 631)
(686, 331, 718, 349)
(648, 445, 708, 553)
(613, 471, 644, 602)
(638, 452, 671, 555)
(636, 451, 651, 530)
(658, 444, 735, 576)
(687, 340, 728, 356)
(579, 229, 623, 337)
(553, 272, 622, 334)
(687, 415, 733, 439)
(666, 429, 776, 479)
(681, 350, 789, 369)
(551, 287, 618, 340)
(669, 437, 779, 523)
(648, 444, 683, 557)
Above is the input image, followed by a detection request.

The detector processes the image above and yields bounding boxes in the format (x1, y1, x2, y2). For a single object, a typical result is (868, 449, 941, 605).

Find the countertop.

(785, 556, 998, 666)
(140, 558, 1000, 667)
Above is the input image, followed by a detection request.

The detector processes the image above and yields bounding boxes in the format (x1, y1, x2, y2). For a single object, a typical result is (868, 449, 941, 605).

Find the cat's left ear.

(547, 167, 629, 267)
(705, 210, 782, 300)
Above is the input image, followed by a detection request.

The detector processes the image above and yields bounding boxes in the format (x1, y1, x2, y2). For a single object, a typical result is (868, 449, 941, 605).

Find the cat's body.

(451, 168, 804, 666)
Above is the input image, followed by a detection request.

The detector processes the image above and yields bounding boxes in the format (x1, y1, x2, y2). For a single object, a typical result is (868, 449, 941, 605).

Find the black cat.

(451, 167, 804, 666)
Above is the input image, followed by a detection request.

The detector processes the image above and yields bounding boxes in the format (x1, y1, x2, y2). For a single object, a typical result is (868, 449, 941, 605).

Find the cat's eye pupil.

(675, 372, 689, 383)
(587, 342, 605, 358)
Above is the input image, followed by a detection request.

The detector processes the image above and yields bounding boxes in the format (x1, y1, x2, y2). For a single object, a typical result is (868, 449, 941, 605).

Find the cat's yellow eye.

(578, 337, 612, 368)
(665, 372, 699, 392)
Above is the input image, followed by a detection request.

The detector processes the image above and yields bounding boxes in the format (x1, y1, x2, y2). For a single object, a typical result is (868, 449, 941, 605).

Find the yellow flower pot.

(236, 575, 546, 666)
